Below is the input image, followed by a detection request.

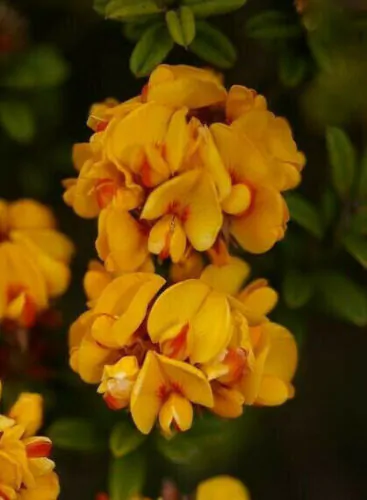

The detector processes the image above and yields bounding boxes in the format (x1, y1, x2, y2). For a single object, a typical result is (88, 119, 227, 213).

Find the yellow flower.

(197, 476, 250, 500)
(97, 357, 140, 410)
(8, 394, 43, 438)
(131, 351, 213, 435)
(147, 279, 232, 364)
(210, 124, 290, 254)
(96, 206, 151, 273)
(83, 260, 114, 308)
(0, 199, 74, 327)
(141, 169, 222, 262)
(146, 64, 227, 110)
(0, 382, 59, 500)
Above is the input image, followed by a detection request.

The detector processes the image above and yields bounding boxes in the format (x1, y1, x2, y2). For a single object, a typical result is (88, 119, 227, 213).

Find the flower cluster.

(0, 382, 59, 500)
(0, 199, 74, 328)
(65, 64, 301, 436)
(64, 64, 305, 269)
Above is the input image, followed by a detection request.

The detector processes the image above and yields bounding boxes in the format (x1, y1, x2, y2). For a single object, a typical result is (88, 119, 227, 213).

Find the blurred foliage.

(1, 0, 367, 498)
(94, 0, 246, 75)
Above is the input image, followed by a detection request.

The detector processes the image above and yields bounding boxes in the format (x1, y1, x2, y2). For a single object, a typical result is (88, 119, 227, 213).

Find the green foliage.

(283, 270, 314, 310)
(350, 209, 367, 235)
(105, 1, 163, 20)
(47, 418, 106, 452)
(358, 148, 367, 201)
(2, 46, 69, 89)
(0, 101, 35, 144)
(110, 420, 147, 458)
(109, 450, 146, 500)
(246, 10, 301, 40)
(342, 234, 367, 269)
(314, 272, 367, 327)
(190, 21, 237, 69)
(95, 0, 244, 73)
(286, 193, 324, 239)
(181, 0, 247, 18)
(130, 23, 174, 77)
(320, 188, 338, 230)
(166, 6, 196, 48)
(326, 127, 357, 200)
(279, 50, 308, 88)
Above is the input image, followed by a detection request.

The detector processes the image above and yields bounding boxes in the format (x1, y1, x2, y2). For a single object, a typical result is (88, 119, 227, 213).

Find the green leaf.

(130, 23, 174, 77)
(94, 0, 110, 15)
(279, 51, 308, 88)
(166, 7, 196, 47)
(47, 418, 105, 452)
(181, 0, 246, 18)
(0, 101, 35, 143)
(342, 233, 367, 269)
(326, 127, 357, 200)
(350, 208, 367, 235)
(314, 272, 367, 327)
(2, 47, 68, 89)
(320, 188, 338, 229)
(190, 21, 237, 69)
(286, 193, 324, 239)
(110, 420, 146, 458)
(106, 0, 163, 20)
(283, 270, 314, 309)
(109, 450, 146, 500)
(246, 10, 302, 40)
(358, 148, 367, 200)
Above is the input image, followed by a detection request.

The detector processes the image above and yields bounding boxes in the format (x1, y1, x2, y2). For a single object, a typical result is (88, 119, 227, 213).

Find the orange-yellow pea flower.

(141, 169, 222, 262)
(169, 251, 205, 283)
(130, 351, 213, 435)
(96, 206, 151, 273)
(146, 64, 227, 110)
(147, 279, 232, 364)
(91, 273, 165, 349)
(0, 382, 60, 500)
(97, 356, 139, 410)
(197, 476, 250, 500)
(83, 260, 114, 308)
(0, 199, 74, 327)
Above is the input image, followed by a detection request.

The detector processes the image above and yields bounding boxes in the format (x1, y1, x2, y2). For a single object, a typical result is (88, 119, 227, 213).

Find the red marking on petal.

(141, 159, 152, 187)
(157, 384, 169, 402)
(103, 393, 126, 411)
(141, 84, 149, 102)
(26, 440, 52, 458)
(96, 121, 108, 132)
(164, 323, 189, 360)
(222, 348, 247, 385)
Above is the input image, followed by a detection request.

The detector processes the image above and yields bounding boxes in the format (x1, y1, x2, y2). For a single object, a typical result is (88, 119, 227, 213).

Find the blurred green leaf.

(2, 47, 68, 89)
(283, 270, 314, 309)
(358, 148, 367, 201)
(190, 21, 237, 69)
(326, 127, 356, 200)
(109, 450, 146, 500)
(106, 0, 163, 20)
(320, 188, 338, 229)
(314, 272, 367, 327)
(279, 51, 307, 88)
(0, 101, 35, 143)
(247, 10, 301, 40)
(130, 23, 173, 77)
(350, 208, 367, 235)
(182, 0, 246, 18)
(110, 420, 146, 458)
(94, 0, 109, 15)
(286, 193, 324, 239)
(342, 233, 367, 269)
(47, 418, 105, 452)
(166, 6, 196, 47)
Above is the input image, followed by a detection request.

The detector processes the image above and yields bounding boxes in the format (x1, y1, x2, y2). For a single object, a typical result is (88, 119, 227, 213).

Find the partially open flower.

(0, 382, 59, 500)
(0, 199, 74, 327)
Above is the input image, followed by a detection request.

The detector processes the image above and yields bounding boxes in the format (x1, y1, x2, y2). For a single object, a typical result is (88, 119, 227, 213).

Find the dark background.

(2, 0, 367, 498)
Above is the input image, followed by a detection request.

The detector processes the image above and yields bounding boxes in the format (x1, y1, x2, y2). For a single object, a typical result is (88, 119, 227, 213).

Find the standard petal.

(200, 258, 251, 296)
